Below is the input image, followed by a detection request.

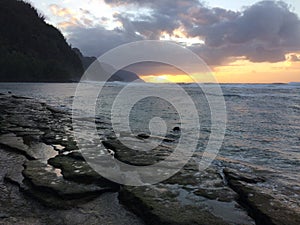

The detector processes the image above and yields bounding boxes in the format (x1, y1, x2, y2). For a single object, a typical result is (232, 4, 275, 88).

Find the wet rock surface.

(102, 138, 174, 166)
(101, 136, 255, 224)
(0, 94, 143, 225)
(100, 133, 300, 225)
(48, 154, 119, 188)
(118, 163, 255, 225)
(22, 160, 113, 200)
(119, 186, 229, 225)
(0, 133, 58, 160)
(224, 168, 300, 225)
(0, 93, 299, 225)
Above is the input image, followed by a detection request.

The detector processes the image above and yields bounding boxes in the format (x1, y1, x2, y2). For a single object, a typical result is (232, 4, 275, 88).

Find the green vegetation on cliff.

(0, 0, 84, 82)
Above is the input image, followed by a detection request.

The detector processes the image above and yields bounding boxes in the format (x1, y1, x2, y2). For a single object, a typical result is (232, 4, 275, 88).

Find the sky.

(28, 0, 300, 83)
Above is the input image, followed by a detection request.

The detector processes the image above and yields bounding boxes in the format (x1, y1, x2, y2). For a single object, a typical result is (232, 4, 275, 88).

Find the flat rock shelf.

(0, 93, 299, 225)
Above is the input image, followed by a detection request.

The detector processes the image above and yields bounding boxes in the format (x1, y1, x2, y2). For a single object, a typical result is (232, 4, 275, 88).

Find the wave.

(289, 82, 300, 86)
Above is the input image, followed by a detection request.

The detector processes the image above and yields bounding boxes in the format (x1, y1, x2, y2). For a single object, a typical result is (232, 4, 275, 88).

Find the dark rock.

(224, 168, 300, 225)
(102, 135, 252, 224)
(48, 154, 118, 189)
(119, 185, 250, 225)
(22, 160, 116, 207)
(119, 163, 254, 225)
(162, 137, 175, 142)
(1, 176, 143, 224)
(66, 151, 85, 161)
(137, 133, 150, 139)
(0, 212, 9, 218)
(223, 168, 265, 184)
(0, 133, 58, 161)
(11, 95, 31, 100)
(0, 147, 26, 186)
(102, 138, 173, 166)
(228, 179, 300, 225)
(136, 133, 175, 143)
(173, 126, 181, 131)
(0, 133, 35, 160)
(193, 187, 237, 202)
(164, 166, 239, 202)
(0, 95, 143, 224)
(46, 105, 67, 114)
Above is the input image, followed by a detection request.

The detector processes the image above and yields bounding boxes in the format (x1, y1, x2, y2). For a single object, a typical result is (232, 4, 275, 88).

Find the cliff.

(0, 0, 84, 82)
(73, 48, 144, 82)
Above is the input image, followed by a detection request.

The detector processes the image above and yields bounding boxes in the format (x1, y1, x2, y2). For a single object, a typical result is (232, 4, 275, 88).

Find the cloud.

(79, 8, 91, 15)
(49, 4, 97, 29)
(190, 1, 300, 64)
(49, 4, 74, 17)
(56, 0, 300, 68)
(183, 1, 300, 65)
(66, 26, 143, 56)
(123, 62, 188, 76)
(288, 53, 300, 62)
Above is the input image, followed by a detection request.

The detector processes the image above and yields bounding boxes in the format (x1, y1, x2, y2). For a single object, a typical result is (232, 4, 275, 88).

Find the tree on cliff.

(0, 0, 84, 82)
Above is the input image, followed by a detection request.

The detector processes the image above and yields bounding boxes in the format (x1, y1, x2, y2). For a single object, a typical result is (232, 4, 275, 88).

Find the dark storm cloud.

(104, 0, 239, 28)
(199, 1, 298, 46)
(110, 0, 204, 39)
(65, 0, 300, 66)
(66, 26, 142, 57)
(188, 1, 300, 65)
(112, 13, 180, 40)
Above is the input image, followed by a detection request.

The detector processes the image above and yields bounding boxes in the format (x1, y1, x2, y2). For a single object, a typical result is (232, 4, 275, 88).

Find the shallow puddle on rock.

(205, 199, 254, 225)
(172, 185, 254, 225)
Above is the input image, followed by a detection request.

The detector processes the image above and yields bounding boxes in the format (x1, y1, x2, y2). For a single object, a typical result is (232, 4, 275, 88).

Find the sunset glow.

(29, 0, 300, 83)
(212, 55, 300, 83)
(140, 53, 300, 83)
(140, 74, 195, 83)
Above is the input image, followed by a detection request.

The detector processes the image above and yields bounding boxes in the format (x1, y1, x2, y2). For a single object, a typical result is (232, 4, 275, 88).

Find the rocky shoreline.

(0, 93, 299, 225)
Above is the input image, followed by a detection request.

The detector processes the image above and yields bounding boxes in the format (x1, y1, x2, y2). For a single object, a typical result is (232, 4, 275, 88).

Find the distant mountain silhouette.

(72, 48, 97, 70)
(73, 48, 144, 82)
(0, 0, 84, 82)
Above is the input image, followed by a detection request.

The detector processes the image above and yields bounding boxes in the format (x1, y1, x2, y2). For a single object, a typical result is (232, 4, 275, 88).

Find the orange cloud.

(58, 18, 81, 29)
(49, 4, 98, 30)
(49, 4, 74, 17)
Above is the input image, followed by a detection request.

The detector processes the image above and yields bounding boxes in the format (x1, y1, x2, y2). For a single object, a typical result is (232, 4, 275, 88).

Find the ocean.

(0, 82, 299, 197)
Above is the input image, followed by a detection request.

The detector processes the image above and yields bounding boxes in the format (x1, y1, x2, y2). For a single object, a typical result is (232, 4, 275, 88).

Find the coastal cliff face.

(73, 48, 144, 82)
(0, 0, 84, 82)
(0, 0, 142, 83)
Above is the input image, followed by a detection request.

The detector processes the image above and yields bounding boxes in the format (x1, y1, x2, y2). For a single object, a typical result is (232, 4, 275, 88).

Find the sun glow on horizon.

(139, 53, 300, 83)
(140, 73, 219, 83)
(140, 74, 195, 83)
(212, 54, 300, 83)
